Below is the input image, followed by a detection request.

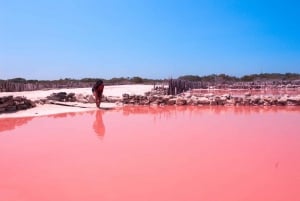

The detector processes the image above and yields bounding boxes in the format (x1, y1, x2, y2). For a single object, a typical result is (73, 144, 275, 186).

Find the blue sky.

(1, 0, 300, 80)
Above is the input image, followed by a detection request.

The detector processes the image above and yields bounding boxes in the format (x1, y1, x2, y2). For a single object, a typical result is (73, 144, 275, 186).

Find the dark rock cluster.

(0, 96, 36, 113)
(45, 92, 95, 104)
(46, 92, 77, 102)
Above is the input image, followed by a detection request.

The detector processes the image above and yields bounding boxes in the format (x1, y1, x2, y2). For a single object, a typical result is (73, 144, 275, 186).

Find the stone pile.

(121, 93, 300, 106)
(46, 92, 96, 103)
(46, 92, 76, 102)
(45, 91, 300, 107)
(0, 96, 36, 113)
(145, 86, 168, 96)
(2, 91, 298, 115)
(45, 92, 123, 104)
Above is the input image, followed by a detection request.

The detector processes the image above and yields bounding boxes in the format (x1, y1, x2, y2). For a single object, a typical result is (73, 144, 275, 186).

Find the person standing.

(92, 80, 104, 108)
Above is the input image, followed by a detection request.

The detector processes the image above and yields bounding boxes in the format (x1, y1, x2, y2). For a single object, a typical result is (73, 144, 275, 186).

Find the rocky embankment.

(1, 90, 300, 114)
(121, 92, 300, 106)
(42, 91, 300, 106)
(0, 96, 36, 113)
(40, 92, 97, 104)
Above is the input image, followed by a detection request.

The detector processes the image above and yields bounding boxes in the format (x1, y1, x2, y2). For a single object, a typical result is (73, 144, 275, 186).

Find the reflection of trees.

(93, 110, 105, 139)
(0, 117, 34, 132)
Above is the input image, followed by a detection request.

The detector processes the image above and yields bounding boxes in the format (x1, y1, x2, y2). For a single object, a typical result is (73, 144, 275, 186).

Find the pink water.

(1, 106, 300, 201)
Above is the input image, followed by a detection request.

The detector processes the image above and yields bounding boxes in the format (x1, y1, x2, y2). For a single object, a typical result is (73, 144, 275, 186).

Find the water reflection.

(1, 105, 300, 201)
(0, 117, 34, 133)
(93, 110, 106, 139)
(0, 106, 299, 133)
(0, 111, 91, 133)
(121, 105, 300, 116)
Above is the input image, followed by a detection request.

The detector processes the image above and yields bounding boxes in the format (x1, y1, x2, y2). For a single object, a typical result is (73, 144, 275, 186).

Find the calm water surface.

(1, 106, 300, 201)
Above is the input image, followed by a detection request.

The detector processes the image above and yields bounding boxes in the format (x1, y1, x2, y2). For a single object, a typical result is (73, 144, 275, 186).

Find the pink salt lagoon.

(1, 106, 300, 201)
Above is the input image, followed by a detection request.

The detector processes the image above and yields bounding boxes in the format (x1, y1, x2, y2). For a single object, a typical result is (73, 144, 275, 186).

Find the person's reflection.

(93, 110, 106, 139)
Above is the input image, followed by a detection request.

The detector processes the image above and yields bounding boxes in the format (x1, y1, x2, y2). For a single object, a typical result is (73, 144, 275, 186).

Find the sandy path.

(0, 84, 154, 118)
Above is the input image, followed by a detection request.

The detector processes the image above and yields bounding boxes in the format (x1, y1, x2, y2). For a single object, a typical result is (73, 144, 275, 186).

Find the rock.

(115, 101, 123, 106)
(263, 96, 276, 105)
(221, 94, 231, 99)
(210, 99, 217, 105)
(150, 102, 159, 106)
(87, 95, 95, 103)
(144, 91, 151, 96)
(186, 98, 194, 105)
(287, 96, 300, 105)
(148, 96, 157, 102)
(198, 97, 210, 105)
(74, 94, 88, 103)
(47, 92, 69, 102)
(17, 104, 28, 110)
(204, 93, 214, 98)
(122, 93, 130, 100)
(67, 93, 75, 98)
(75, 93, 84, 100)
(162, 95, 171, 102)
(244, 92, 251, 97)
(243, 97, 251, 105)
(251, 95, 261, 105)
(176, 97, 187, 105)
(155, 98, 164, 105)
(0, 96, 13, 104)
(167, 98, 176, 105)
(258, 99, 265, 105)
(77, 98, 88, 103)
(0, 96, 36, 113)
(66, 93, 76, 102)
(129, 99, 136, 104)
(233, 96, 242, 105)
(215, 96, 225, 105)
(106, 96, 122, 103)
(184, 94, 192, 98)
(190, 96, 199, 105)
(277, 96, 288, 105)
(26, 100, 36, 107)
(140, 100, 150, 105)
(44, 99, 51, 104)
(6, 105, 17, 112)
(14, 96, 25, 101)
(129, 94, 136, 99)
(57, 92, 67, 97)
(0, 101, 12, 108)
(225, 99, 234, 106)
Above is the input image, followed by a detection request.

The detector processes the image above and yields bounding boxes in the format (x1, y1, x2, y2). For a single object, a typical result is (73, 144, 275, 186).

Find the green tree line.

(1, 73, 300, 84)
(178, 73, 300, 82)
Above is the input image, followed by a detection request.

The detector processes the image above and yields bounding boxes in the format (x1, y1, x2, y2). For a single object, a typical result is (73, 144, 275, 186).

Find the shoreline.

(0, 85, 153, 118)
(1, 84, 300, 119)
